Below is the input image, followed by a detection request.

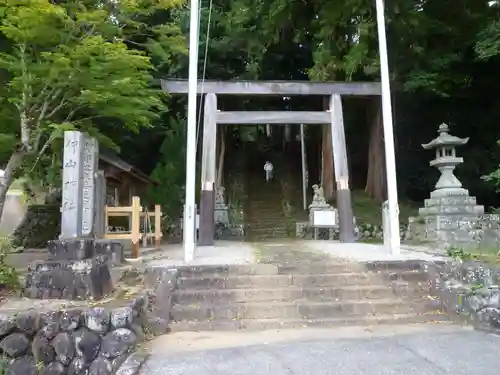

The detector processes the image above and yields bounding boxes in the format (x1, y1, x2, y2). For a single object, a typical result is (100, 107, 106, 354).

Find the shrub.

(0, 237, 20, 289)
(11, 204, 60, 249)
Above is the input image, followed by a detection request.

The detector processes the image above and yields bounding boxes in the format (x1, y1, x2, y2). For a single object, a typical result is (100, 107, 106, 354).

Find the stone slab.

(24, 255, 113, 300)
(419, 204, 484, 216)
(48, 238, 124, 264)
(48, 238, 95, 261)
(424, 196, 477, 207)
(95, 239, 125, 266)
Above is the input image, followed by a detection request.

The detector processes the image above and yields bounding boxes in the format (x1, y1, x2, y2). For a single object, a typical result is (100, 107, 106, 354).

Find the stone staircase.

(245, 179, 289, 240)
(169, 248, 447, 331)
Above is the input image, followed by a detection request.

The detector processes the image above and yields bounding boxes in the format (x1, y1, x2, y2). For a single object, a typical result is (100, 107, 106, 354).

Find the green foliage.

(0, 237, 20, 289)
(147, 117, 186, 220)
(11, 204, 60, 249)
(0, 0, 185, 194)
(0, 356, 8, 375)
(482, 167, 500, 190)
(447, 247, 476, 261)
(481, 141, 500, 193)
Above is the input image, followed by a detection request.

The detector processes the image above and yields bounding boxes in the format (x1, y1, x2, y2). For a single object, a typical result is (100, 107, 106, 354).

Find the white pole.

(183, 0, 200, 262)
(375, 0, 400, 255)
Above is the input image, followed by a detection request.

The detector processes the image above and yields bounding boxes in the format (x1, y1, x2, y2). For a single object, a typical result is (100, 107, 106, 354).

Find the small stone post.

(382, 200, 390, 246)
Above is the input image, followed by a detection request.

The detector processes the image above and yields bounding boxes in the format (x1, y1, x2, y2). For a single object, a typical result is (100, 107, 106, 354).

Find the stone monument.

(406, 123, 485, 247)
(24, 131, 116, 300)
(310, 184, 328, 208)
(308, 184, 336, 240)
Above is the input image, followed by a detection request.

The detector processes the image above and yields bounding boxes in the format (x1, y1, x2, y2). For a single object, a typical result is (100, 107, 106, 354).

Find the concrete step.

(248, 207, 282, 210)
(245, 233, 290, 238)
(171, 298, 442, 323)
(246, 230, 289, 235)
(174, 263, 360, 278)
(172, 283, 427, 304)
(245, 230, 289, 234)
(246, 219, 287, 223)
(169, 312, 449, 332)
(246, 225, 287, 228)
(247, 211, 283, 215)
(247, 212, 285, 215)
(246, 223, 288, 227)
(176, 271, 428, 290)
(247, 216, 284, 220)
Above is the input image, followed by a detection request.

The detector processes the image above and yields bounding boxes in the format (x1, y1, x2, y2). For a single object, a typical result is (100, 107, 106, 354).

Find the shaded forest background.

(3, 0, 500, 221)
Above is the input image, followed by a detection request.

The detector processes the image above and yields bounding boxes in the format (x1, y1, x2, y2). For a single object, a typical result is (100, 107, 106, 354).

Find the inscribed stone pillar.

(61, 131, 85, 239)
(26, 131, 117, 301)
(329, 94, 355, 242)
(199, 93, 217, 246)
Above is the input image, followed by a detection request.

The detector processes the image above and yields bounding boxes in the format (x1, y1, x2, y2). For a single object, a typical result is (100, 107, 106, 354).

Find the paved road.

(140, 325, 500, 375)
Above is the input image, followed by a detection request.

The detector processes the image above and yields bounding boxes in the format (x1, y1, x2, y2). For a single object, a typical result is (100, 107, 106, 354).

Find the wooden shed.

(98, 150, 157, 207)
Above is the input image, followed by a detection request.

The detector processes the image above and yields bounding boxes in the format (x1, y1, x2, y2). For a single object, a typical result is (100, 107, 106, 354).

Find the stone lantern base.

(418, 194, 484, 216)
(406, 194, 488, 249)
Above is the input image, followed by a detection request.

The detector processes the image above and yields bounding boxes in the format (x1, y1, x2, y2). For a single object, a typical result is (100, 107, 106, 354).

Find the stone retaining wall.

(0, 266, 176, 375)
(428, 259, 500, 333)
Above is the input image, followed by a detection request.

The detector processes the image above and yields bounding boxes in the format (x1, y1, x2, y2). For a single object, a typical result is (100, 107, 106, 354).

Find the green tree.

(0, 0, 185, 216)
(148, 116, 187, 221)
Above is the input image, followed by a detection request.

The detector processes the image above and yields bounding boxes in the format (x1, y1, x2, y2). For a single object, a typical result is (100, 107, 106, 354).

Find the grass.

(283, 188, 419, 227)
(449, 247, 500, 266)
(351, 190, 418, 225)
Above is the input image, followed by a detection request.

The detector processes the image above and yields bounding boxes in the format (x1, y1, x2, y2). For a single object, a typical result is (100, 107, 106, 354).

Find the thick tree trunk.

(0, 150, 25, 221)
(321, 97, 335, 202)
(216, 124, 226, 188)
(365, 99, 387, 202)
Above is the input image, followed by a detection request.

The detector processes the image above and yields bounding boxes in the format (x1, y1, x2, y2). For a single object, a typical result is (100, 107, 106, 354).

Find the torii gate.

(161, 79, 382, 246)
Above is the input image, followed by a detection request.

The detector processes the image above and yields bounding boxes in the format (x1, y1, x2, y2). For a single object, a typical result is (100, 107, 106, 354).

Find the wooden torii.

(161, 79, 382, 246)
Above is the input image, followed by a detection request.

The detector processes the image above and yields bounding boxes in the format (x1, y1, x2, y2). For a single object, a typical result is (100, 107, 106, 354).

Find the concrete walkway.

(140, 324, 500, 375)
(138, 240, 445, 269)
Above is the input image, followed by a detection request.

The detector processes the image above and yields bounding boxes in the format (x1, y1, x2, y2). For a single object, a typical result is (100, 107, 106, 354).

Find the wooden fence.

(104, 196, 162, 258)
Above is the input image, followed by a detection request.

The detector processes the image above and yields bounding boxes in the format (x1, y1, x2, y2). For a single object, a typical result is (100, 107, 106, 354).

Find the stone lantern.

(418, 123, 483, 217)
(421, 123, 469, 198)
(405, 123, 484, 248)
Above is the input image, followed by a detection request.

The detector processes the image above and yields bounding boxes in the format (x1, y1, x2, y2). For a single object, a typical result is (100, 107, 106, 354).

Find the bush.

(0, 237, 20, 289)
(11, 204, 60, 249)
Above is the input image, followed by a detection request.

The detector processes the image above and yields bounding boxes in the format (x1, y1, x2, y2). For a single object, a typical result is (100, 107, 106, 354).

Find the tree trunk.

(216, 124, 226, 188)
(365, 99, 387, 202)
(321, 97, 335, 202)
(0, 150, 25, 221)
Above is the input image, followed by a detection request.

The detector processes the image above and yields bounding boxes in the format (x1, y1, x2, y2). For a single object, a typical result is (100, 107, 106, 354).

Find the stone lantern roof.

(421, 123, 469, 150)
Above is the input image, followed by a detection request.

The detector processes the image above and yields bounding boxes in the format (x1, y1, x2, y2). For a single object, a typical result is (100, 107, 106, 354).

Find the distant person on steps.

(264, 161, 274, 182)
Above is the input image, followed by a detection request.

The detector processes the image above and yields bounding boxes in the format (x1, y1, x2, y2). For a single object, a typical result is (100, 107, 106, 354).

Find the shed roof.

(99, 150, 157, 186)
